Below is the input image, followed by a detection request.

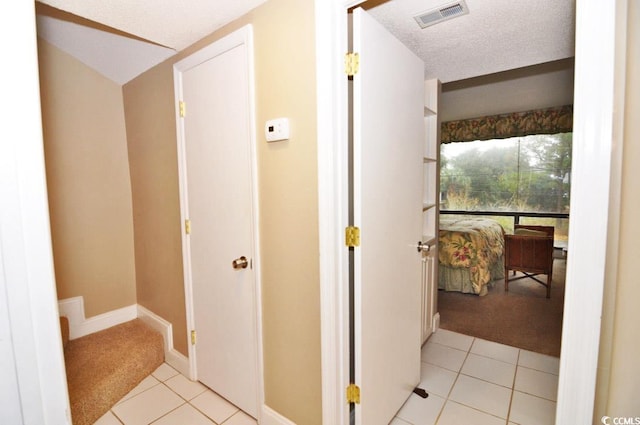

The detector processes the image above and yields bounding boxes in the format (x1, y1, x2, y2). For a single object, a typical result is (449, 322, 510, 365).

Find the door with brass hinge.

(350, 7, 424, 425)
(175, 27, 259, 419)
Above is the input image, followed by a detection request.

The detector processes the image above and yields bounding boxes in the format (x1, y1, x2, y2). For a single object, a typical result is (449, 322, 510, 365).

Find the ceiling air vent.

(414, 0, 469, 29)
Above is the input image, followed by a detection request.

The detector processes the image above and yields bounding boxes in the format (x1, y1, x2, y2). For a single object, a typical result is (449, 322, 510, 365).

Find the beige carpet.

(63, 319, 164, 425)
(438, 257, 566, 357)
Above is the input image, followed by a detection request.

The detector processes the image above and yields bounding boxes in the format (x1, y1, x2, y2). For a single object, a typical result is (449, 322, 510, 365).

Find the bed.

(438, 217, 505, 296)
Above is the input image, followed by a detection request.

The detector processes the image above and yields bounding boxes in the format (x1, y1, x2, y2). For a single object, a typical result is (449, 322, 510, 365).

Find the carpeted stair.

(60, 318, 164, 425)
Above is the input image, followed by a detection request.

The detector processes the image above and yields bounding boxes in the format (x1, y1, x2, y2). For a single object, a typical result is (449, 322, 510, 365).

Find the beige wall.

(122, 57, 188, 355)
(37, 38, 137, 317)
(595, 1, 640, 419)
(123, 0, 321, 422)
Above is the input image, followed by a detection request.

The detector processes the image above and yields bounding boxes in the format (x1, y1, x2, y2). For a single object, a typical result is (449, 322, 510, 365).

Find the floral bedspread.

(438, 218, 505, 294)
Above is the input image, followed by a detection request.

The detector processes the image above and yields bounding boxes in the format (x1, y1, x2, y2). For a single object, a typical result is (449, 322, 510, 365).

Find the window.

(440, 133, 571, 243)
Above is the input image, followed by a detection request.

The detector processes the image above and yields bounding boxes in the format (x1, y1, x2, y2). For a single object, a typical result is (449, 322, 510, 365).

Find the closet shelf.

(422, 235, 437, 247)
(424, 106, 436, 117)
(423, 202, 437, 211)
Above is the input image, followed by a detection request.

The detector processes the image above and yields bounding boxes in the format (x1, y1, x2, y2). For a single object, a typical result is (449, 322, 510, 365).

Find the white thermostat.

(265, 118, 290, 142)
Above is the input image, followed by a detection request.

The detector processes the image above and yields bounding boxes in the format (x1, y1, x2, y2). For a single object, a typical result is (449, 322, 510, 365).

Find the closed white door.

(352, 7, 425, 425)
(179, 36, 258, 418)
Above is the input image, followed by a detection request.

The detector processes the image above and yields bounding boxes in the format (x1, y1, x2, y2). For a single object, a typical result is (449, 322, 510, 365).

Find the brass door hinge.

(191, 330, 197, 345)
(345, 52, 360, 76)
(179, 101, 186, 117)
(346, 384, 360, 404)
(345, 226, 360, 247)
(185, 219, 191, 235)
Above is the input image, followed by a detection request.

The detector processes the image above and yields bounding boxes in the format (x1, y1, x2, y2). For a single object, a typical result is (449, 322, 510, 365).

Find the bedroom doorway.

(316, 1, 620, 424)
(437, 132, 572, 357)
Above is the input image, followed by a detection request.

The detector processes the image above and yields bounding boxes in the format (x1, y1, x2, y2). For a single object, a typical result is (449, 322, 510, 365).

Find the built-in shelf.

(424, 106, 436, 117)
(421, 78, 440, 345)
(423, 202, 437, 211)
(422, 235, 437, 248)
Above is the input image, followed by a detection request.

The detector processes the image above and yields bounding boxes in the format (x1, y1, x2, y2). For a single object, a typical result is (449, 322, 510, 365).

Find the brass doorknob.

(232, 256, 249, 270)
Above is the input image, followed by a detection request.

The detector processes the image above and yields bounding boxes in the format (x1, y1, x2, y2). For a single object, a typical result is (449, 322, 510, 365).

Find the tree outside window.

(440, 133, 572, 242)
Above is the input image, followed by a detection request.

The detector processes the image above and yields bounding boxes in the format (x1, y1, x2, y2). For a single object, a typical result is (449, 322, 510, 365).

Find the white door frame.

(1, 3, 71, 424)
(314, 1, 624, 424)
(172, 25, 265, 420)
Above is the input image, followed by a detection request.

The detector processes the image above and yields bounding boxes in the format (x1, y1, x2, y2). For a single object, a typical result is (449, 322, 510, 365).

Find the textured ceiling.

(34, 0, 576, 119)
(367, 0, 576, 83)
(35, 0, 267, 84)
(38, 0, 268, 51)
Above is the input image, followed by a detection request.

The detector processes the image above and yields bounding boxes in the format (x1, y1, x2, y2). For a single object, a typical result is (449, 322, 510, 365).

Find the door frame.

(314, 1, 624, 425)
(172, 24, 265, 419)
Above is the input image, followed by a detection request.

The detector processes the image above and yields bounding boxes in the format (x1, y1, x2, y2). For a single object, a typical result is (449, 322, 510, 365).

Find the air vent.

(414, 0, 469, 29)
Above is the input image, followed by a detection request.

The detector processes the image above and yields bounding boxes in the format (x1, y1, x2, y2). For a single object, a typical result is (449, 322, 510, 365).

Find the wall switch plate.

(265, 118, 290, 142)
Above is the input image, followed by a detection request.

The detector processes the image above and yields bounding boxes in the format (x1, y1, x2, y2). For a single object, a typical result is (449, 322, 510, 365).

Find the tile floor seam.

(457, 374, 513, 391)
(516, 363, 559, 376)
(512, 389, 558, 403)
(468, 350, 519, 365)
(447, 399, 512, 422)
(220, 410, 244, 424)
(188, 399, 221, 425)
(188, 397, 225, 425)
(116, 378, 162, 407)
(111, 380, 221, 425)
(402, 330, 559, 425)
(505, 348, 522, 424)
(433, 337, 474, 424)
(427, 339, 469, 354)
(146, 400, 188, 425)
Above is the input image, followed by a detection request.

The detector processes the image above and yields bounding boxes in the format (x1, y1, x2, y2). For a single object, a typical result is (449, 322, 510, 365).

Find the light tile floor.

(393, 329, 560, 425)
(94, 363, 256, 425)
(94, 328, 558, 425)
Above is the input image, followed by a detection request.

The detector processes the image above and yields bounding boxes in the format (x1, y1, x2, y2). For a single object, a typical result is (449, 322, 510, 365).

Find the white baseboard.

(136, 305, 190, 378)
(57, 296, 137, 340)
(261, 405, 296, 425)
(432, 312, 440, 333)
(57, 297, 191, 379)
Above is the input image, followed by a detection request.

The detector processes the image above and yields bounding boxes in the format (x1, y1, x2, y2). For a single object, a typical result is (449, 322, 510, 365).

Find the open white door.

(352, 8, 425, 425)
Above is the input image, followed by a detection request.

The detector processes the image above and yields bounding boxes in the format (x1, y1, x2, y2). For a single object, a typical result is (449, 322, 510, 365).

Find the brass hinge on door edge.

(191, 330, 197, 345)
(179, 101, 186, 117)
(345, 52, 360, 76)
(185, 219, 191, 235)
(345, 226, 360, 247)
(346, 384, 360, 404)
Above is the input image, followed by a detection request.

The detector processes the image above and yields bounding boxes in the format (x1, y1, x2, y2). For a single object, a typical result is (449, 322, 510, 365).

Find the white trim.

(260, 405, 297, 425)
(56, 300, 191, 378)
(315, 1, 352, 424)
(245, 25, 267, 421)
(173, 24, 264, 422)
(57, 297, 137, 340)
(173, 32, 196, 382)
(1, 3, 71, 423)
(431, 312, 440, 334)
(137, 305, 191, 378)
(556, 1, 624, 423)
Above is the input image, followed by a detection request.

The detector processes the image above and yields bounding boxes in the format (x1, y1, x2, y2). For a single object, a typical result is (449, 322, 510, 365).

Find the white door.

(179, 36, 259, 418)
(352, 8, 425, 425)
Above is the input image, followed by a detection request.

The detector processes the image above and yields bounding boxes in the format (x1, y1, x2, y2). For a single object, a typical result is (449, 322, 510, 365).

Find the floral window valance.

(441, 105, 573, 144)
